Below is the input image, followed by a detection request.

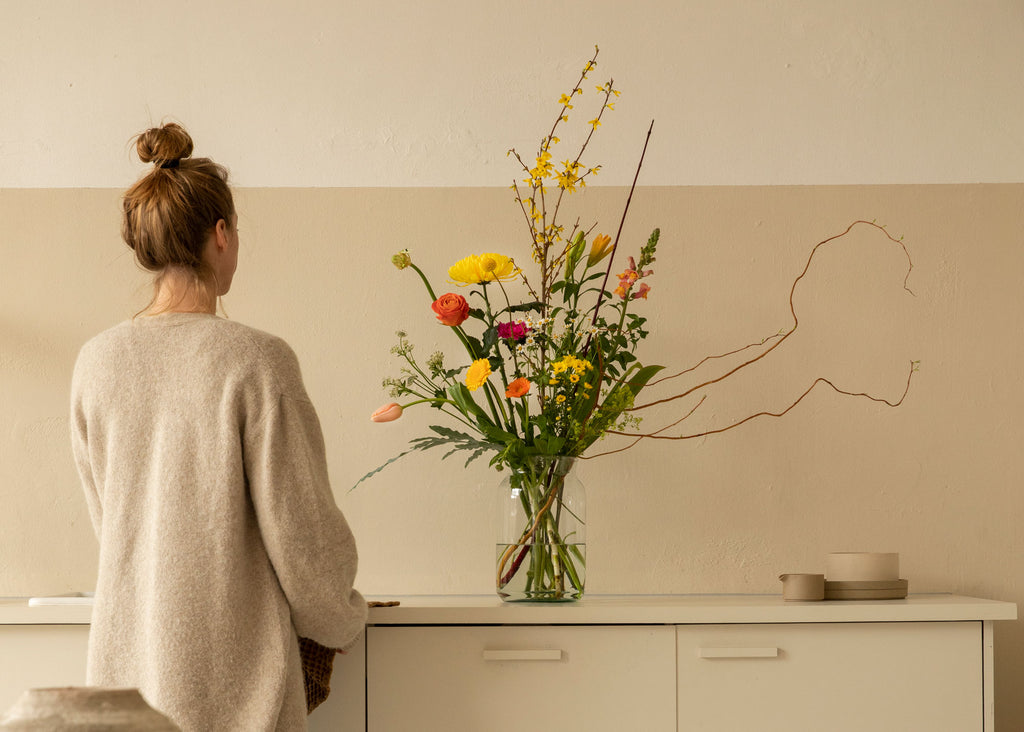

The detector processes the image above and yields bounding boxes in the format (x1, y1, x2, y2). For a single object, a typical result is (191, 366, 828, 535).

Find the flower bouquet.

(360, 47, 662, 600)
(359, 47, 916, 602)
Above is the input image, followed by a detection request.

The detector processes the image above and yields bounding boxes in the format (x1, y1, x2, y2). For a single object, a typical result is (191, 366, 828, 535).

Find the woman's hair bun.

(135, 122, 194, 168)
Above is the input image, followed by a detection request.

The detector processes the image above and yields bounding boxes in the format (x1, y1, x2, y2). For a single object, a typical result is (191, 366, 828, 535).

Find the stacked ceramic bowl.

(824, 552, 908, 600)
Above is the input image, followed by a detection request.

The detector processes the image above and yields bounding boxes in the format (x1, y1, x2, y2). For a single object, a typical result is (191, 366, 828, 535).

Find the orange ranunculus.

(431, 293, 470, 326)
(505, 377, 531, 398)
(370, 403, 403, 422)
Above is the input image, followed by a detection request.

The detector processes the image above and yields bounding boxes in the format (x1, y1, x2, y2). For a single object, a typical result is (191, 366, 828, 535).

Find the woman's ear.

(214, 218, 230, 251)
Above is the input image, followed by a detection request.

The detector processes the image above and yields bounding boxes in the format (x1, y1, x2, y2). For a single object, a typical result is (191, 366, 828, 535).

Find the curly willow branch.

(578, 220, 917, 456)
(581, 395, 707, 459)
(630, 219, 915, 412)
(645, 331, 787, 388)
(596, 361, 916, 451)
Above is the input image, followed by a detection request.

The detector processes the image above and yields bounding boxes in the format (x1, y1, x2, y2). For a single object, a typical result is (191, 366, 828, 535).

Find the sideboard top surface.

(1, 593, 1015, 626)
(361, 593, 1018, 626)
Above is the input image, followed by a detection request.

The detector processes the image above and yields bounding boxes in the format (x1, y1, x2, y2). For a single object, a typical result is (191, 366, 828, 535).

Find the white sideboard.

(1, 594, 1016, 731)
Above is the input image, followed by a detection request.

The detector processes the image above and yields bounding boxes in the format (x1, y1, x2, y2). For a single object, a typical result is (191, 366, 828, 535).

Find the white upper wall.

(2, 0, 1022, 187)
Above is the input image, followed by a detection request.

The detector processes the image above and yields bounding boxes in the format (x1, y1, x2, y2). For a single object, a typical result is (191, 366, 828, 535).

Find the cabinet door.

(677, 621, 982, 731)
(368, 625, 675, 732)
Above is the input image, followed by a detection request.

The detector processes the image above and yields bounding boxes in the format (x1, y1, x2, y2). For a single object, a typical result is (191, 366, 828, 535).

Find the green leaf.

(565, 230, 586, 274)
(464, 336, 484, 359)
(532, 434, 567, 455)
(408, 424, 504, 462)
(626, 363, 665, 396)
(506, 301, 545, 313)
(477, 421, 519, 444)
(464, 446, 490, 467)
(426, 424, 484, 442)
(448, 383, 490, 422)
(348, 448, 418, 491)
(481, 327, 498, 353)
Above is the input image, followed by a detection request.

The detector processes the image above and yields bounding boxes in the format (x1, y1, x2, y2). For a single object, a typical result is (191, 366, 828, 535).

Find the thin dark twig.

(582, 395, 706, 459)
(647, 331, 787, 387)
(581, 119, 655, 357)
(606, 361, 916, 444)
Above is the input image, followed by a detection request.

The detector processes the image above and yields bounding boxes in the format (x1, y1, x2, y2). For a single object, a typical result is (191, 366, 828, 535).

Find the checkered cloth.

(299, 601, 400, 714)
(299, 637, 335, 714)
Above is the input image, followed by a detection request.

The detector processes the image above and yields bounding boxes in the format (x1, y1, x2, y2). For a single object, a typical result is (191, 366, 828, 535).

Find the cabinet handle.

(482, 649, 563, 662)
(698, 647, 779, 659)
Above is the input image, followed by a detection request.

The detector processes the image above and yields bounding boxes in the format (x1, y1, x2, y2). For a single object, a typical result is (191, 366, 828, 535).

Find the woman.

(70, 122, 367, 730)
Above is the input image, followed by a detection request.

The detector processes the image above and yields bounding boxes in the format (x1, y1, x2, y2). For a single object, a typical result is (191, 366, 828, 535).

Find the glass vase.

(496, 455, 586, 602)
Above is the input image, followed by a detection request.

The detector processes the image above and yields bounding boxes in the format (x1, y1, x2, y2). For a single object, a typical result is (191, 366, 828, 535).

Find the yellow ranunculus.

(448, 253, 521, 285)
(465, 358, 492, 391)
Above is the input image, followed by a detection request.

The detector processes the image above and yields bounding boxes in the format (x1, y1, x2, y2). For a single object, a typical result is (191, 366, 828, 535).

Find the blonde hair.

(122, 122, 235, 313)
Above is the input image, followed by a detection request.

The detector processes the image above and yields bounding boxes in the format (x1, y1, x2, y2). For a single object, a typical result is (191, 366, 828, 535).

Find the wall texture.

(2, 0, 1023, 726)
(2, 0, 1022, 187)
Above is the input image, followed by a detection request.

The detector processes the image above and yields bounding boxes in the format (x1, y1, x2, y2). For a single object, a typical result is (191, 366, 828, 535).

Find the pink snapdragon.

(632, 283, 651, 300)
(614, 256, 654, 300)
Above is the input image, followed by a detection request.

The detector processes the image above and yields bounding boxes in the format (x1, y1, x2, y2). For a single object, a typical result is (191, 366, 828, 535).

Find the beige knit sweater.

(70, 312, 367, 731)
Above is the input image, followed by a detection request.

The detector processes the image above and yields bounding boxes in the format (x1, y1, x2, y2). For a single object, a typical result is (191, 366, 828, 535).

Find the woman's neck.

(148, 267, 217, 315)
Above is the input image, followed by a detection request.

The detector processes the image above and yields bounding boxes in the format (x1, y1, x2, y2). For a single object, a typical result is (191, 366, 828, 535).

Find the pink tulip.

(370, 403, 403, 423)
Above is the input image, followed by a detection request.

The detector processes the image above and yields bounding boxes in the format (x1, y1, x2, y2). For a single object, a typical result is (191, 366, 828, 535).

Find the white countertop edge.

(0, 602, 94, 625)
(1, 593, 1015, 626)
(362, 593, 1018, 625)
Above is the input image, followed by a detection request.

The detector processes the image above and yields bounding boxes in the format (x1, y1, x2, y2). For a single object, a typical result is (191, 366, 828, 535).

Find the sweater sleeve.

(70, 352, 103, 538)
(244, 389, 367, 650)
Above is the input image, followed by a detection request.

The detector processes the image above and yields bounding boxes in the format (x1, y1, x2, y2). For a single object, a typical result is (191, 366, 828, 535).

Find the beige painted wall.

(2, 0, 1023, 186)
(3, 0, 1024, 725)
(2, 184, 1023, 721)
